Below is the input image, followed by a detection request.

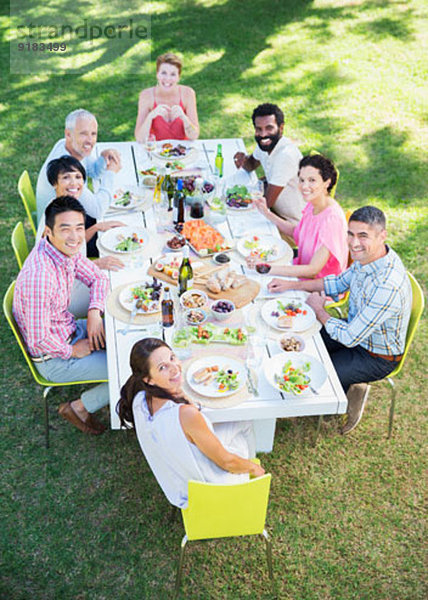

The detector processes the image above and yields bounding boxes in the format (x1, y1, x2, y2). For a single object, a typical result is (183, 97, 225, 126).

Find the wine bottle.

(214, 143, 224, 178)
(162, 167, 174, 211)
(161, 286, 174, 327)
(173, 179, 185, 228)
(178, 246, 194, 296)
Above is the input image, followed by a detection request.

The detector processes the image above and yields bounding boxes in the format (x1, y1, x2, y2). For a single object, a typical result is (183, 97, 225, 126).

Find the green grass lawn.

(1, 1, 427, 598)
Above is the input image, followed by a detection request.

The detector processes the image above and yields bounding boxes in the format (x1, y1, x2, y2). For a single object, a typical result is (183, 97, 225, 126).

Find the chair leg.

(174, 534, 188, 598)
(388, 378, 396, 439)
(313, 415, 323, 446)
(262, 529, 273, 580)
(43, 387, 52, 449)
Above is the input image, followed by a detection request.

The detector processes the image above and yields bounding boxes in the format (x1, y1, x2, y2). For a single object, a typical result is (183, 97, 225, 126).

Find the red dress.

(150, 88, 187, 140)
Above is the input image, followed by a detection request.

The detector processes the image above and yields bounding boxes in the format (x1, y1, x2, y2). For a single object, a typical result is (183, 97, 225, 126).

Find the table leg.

(254, 419, 277, 453)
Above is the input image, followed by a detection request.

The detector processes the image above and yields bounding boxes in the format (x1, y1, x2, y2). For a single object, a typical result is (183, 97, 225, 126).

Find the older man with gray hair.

(36, 108, 122, 223)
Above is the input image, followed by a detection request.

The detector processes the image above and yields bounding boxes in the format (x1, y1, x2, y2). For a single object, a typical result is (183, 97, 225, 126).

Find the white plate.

(263, 352, 327, 396)
(99, 227, 149, 254)
(118, 277, 163, 314)
(110, 187, 146, 210)
(186, 355, 247, 398)
(261, 296, 316, 332)
(237, 233, 292, 262)
(153, 142, 195, 161)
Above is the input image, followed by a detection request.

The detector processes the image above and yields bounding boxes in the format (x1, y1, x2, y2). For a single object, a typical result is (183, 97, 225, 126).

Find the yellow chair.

(309, 149, 340, 198)
(11, 222, 29, 270)
(3, 282, 108, 448)
(175, 472, 273, 597)
(18, 170, 37, 237)
(384, 272, 424, 438)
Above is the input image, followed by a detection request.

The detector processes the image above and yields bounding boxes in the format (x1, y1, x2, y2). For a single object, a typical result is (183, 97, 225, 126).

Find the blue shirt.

(36, 138, 115, 223)
(324, 247, 411, 356)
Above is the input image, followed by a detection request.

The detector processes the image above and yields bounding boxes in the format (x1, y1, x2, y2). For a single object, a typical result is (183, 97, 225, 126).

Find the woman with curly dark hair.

(117, 338, 264, 508)
(250, 154, 348, 281)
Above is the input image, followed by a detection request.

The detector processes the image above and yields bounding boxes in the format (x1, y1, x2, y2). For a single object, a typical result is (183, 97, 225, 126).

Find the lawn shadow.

(338, 126, 428, 205)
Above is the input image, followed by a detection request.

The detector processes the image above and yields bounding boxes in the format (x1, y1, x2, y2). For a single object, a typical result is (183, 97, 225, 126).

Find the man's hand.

(101, 149, 122, 173)
(71, 339, 91, 359)
(306, 292, 330, 325)
(267, 278, 294, 294)
(233, 151, 247, 169)
(86, 309, 105, 352)
(94, 256, 125, 271)
(96, 220, 126, 233)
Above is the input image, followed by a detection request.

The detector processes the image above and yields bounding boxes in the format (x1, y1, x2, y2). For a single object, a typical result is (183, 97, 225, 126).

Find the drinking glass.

(145, 133, 156, 162)
(251, 179, 264, 200)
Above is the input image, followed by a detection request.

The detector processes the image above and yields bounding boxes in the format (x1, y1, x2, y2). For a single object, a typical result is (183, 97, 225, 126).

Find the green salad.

(274, 360, 311, 395)
(172, 324, 247, 347)
(115, 233, 143, 252)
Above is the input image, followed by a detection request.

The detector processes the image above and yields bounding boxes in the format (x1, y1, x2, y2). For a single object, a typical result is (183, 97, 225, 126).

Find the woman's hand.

(151, 104, 170, 120)
(267, 278, 293, 294)
(250, 462, 265, 477)
(170, 104, 185, 121)
(252, 195, 270, 217)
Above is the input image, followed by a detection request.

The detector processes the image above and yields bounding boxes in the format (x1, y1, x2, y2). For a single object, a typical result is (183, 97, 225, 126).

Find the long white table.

(96, 139, 347, 452)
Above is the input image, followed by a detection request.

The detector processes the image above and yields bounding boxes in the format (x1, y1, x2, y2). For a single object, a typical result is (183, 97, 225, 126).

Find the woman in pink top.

(250, 154, 348, 280)
(134, 53, 199, 142)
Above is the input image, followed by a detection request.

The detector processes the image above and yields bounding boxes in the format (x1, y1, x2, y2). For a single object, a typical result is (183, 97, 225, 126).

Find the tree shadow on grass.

(338, 126, 428, 206)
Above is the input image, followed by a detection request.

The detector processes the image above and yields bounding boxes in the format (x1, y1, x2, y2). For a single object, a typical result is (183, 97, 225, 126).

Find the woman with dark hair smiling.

(250, 154, 348, 280)
(117, 338, 264, 508)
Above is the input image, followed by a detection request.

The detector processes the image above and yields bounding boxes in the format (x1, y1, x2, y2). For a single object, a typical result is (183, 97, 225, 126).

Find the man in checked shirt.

(13, 196, 110, 435)
(267, 206, 412, 434)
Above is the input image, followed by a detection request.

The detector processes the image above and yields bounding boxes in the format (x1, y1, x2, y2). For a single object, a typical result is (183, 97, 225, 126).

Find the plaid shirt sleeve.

(325, 279, 401, 348)
(23, 269, 73, 359)
(324, 267, 353, 301)
(74, 256, 109, 312)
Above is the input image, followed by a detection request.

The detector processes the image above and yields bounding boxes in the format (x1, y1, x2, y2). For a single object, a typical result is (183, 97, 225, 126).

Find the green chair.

(309, 149, 340, 198)
(18, 170, 37, 237)
(11, 222, 29, 269)
(175, 472, 273, 597)
(384, 272, 424, 438)
(3, 281, 108, 448)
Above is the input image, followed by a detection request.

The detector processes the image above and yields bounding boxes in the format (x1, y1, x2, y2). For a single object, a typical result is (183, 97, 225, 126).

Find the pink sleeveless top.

(150, 87, 187, 140)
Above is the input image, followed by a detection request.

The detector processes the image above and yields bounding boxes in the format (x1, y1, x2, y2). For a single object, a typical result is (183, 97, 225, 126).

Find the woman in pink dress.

(134, 53, 199, 142)
(250, 154, 348, 280)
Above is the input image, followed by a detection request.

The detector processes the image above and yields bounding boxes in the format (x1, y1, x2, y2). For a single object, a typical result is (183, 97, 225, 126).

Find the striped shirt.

(13, 238, 108, 360)
(324, 246, 411, 356)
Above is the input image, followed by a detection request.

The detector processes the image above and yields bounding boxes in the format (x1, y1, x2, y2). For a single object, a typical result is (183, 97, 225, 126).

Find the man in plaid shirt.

(13, 196, 110, 435)
(267, 206, 412, 434)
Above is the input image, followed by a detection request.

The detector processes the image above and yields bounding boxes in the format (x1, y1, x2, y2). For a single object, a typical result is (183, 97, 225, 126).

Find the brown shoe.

(85, 413, 107, 433)
(58, 402, 101, 435)
(342, 383, 371, 435)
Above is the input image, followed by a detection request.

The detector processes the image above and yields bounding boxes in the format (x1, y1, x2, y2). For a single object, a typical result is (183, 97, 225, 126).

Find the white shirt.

(36, 138, 115, 223)
(132, 393, 251, 508)
(253, 136, 305, 225)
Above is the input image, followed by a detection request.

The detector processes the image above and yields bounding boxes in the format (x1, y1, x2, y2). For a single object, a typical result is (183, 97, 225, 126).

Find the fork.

(119, 301, 141, 336)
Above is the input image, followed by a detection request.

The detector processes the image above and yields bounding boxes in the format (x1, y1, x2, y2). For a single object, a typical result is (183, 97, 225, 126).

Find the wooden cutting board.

(147, 263, 260, 308)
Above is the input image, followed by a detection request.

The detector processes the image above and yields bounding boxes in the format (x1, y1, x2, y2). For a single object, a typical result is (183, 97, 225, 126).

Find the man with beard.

(234, 103, 305, 226)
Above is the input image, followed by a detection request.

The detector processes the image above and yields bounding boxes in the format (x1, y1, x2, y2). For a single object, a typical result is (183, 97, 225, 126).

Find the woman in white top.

(117, 338, 264, 508)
